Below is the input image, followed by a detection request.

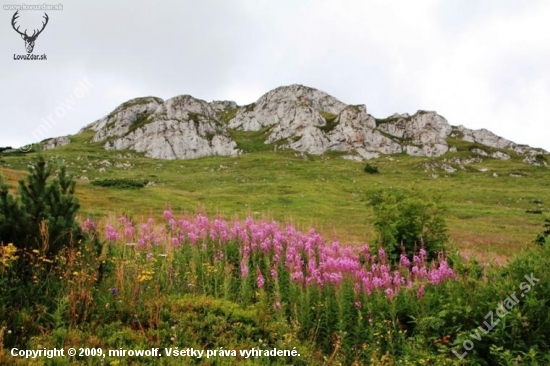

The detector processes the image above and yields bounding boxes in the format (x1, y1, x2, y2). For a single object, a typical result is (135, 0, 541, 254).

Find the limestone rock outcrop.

(81, 96, 239, 160)
(36, 84, 546, 162)
(42, 135, 70, 150)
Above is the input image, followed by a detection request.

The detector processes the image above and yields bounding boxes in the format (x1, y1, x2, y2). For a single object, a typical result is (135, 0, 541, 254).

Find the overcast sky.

(1, 0, 549, 151)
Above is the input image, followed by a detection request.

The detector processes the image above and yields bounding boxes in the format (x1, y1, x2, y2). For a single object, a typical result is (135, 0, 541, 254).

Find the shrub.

(535, 154, 547, 164)
(534, 218, 550, 245)
(368, 189, 448, 262)
(91, 178, 147, 189)
(364, 163, 379, 174)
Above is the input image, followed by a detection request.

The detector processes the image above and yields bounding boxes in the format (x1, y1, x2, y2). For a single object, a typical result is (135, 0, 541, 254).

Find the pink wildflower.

(256, 268, 265, 288)
(417, 284, 425, 298)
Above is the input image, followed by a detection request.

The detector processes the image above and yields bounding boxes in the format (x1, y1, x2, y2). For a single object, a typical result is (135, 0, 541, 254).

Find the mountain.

(41, 84, 547, 163)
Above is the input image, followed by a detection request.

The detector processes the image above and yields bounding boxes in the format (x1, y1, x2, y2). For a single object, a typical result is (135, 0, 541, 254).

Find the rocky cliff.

(44, 84, 547, 162)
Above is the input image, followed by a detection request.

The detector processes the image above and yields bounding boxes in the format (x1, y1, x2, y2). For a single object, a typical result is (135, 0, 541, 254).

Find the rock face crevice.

(43, 84, 546, 161)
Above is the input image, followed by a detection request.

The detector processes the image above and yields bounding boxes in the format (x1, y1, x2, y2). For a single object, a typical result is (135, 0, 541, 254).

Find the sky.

(1, 0, 549, 151)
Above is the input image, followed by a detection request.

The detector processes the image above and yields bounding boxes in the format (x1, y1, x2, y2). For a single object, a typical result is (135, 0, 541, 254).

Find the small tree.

(0, 156, 81, 273)
(369, 189, 448, 262)
(1, 157, 83, 346)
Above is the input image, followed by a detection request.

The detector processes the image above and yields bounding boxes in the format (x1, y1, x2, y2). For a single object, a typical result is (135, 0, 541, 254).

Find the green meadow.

(1, 130, 548, 260)
(1, 131, 550, 365)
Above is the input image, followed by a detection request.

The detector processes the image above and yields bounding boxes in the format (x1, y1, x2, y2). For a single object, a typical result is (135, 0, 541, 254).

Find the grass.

(319, 111, 338, 133)
(1, 131, 549, 259)
(2, 140, 550, 364)
(219, 107, 239, 124)
(128, 113, 153, 133)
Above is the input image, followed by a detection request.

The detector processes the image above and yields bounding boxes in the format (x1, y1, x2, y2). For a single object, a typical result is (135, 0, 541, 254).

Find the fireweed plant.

(82, 211, 457, 359)
(2, 208, 550, 364)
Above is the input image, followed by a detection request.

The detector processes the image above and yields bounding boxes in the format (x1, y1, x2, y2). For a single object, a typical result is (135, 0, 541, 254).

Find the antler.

(11, 10, 27, 37)
(29, 13, 49, 39)
(11, 11, 49, 40)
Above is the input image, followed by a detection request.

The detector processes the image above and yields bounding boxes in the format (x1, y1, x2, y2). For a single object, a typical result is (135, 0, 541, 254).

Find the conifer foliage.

(0, 156, 81, 258)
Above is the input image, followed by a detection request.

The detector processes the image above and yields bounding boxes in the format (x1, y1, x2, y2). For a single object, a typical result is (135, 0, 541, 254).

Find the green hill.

(1, 129, 548, 260)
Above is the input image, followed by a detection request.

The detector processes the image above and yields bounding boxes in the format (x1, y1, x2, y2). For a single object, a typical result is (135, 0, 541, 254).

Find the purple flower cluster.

(89, 211, 457, 300)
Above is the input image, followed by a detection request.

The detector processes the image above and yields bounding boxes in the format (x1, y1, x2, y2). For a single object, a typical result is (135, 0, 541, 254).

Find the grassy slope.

(1, 130, 549, 259)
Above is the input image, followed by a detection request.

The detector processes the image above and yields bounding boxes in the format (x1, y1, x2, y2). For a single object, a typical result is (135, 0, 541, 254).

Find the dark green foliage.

(0, 156, 80, 258)
(0, 157, 83, 348)
(229, 126, 275, 153)
(0, 147, 30, 156)
(534, 218, 550, 245)
(187, 111, 202, 125)
(219, 107, 239, 124)
(368, 189, 448, 262)
(364, 163, 379, 174)
(127, 112, 152, 133)
(319, 111, 338, 133)
(535, 154, 547, 164)
(91, 178, 147, 189)
(244, 103, 256, 112)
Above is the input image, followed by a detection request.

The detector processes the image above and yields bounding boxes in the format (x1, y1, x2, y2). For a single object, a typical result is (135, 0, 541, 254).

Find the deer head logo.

(11, 11, 49, 54)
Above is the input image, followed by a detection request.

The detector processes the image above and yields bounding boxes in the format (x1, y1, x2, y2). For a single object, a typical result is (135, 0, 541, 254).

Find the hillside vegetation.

(1, 130, 548, 260)
(2, 142, 550, 365)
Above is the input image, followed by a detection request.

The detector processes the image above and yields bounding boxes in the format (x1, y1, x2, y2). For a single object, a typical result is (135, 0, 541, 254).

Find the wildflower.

(399, 254, 410, 268)
(163, 209, 173, 221)
(419, 248, 427, 260)
(378, 248, 386, 262)
(110, 287, 118, 296)
(82, 218, 96, 232)
(256, 268, 265, 288)
(105, 224, 119, 241)
(240, 259, 249, 278)
(124, 224, 135, 240)
(138, 270, 154, 282)
(1, 243, 19, 267)
(291, 270, 304, 284)
(417, 284, 425, 298)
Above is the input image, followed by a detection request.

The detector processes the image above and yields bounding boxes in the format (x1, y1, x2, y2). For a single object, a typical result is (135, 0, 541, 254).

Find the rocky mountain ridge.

(42, 84, 547, 162)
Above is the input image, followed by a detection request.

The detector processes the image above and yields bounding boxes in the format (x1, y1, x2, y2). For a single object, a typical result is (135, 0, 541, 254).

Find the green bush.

(368, 189, 448, 262)
(364, 163, 379, 174)
(534, 218, 550, 245)
(91, 178, 147, 189)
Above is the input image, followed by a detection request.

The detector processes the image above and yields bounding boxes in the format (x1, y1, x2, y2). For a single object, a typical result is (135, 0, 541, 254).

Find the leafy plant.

(368, 189, 448, 262)
(364, 163, 379, 174)
(534, 218, 550, 245)
(91, 178, 147, 189)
